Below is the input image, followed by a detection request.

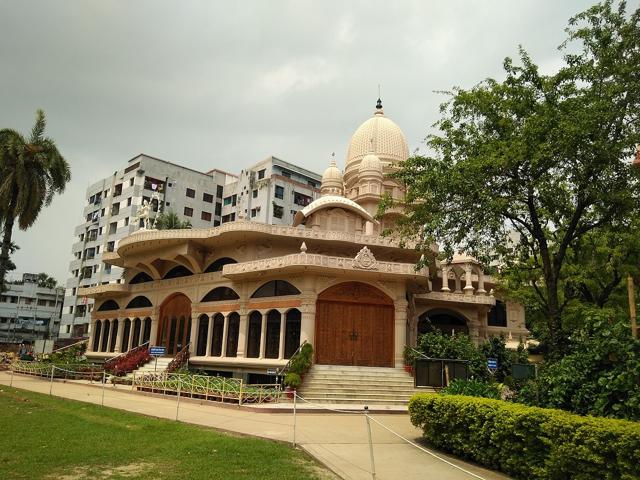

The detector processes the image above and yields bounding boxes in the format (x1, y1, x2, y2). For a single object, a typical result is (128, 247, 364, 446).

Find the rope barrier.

(366, 415, 487, 480)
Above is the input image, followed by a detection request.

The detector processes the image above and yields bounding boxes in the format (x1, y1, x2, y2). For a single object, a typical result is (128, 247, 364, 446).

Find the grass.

(0, 386, 330, 480)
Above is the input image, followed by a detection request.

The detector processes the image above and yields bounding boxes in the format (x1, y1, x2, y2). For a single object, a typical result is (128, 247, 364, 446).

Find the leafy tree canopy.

(384, 1, 640, 357)
(153, 210, 192, 230)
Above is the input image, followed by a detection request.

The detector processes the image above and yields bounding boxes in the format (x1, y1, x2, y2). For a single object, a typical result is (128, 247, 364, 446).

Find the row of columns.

(440, 263, 486, 296)
(89, 317, 152, 353)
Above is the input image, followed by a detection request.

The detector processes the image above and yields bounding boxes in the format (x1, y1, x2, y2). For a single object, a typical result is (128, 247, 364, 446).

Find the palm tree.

(0, 110, 70, 291)
(154, 210, 192, 230)
(36, 272, 58, 289)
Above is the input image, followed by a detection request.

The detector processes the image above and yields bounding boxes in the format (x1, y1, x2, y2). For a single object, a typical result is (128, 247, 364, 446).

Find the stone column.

(259, 312, 267, 359)
(88, 319, 97, 351)
(205, 314, 214, 356)
(237, 312, 248, 358)
(477, 267, 486, 295)
(441, 265, 450, 292)
(114, 319, 124, 353)
(221, 314, 229, 357)
(463, 264, 475, 296)
(454, 271, 462, 293)
(299, 295, 316, 347)
(149, 315, 159, 346)
(188, 311, 199, 355)
(107, 320, 115, 353)
(278, 311, 286, 359)
(394, 299, 408, 368)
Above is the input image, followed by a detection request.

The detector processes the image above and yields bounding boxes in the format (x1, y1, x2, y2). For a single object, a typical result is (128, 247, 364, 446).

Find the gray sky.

(0, 0, 623, 283)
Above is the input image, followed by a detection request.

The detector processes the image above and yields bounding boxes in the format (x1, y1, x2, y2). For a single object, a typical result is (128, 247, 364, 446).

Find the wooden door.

(158, 294, 192, 356)
(315, 282, 394, 368)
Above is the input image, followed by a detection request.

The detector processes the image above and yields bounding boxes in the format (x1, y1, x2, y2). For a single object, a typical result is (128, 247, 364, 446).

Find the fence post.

(131, 372, 136, 391)
(364, 406, 376, 480)
(293, 390, 297, 447)
(101, 371, 106, 406)
(49, 366, 55, 396)
(239, 380, 243, 407)
(175, 375, 182, 421)
(10, 368, 14, 387)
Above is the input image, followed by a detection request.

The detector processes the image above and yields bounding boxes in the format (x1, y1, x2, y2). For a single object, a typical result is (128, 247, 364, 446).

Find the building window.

(113, 184, 123, 197)
(108, 222, 117, 234)
(258, 169, 266, 179)
(488, 301, 508, 327)
(216, 185, 223, 198)
(232, 194, 237, 206)
(127, 197, 132, 206)
(223, 196, 232, 206)
(252, 189, 258, 198)
(201, 211, 212, 221)
(107, 241, 115, 252)
(215, 202, 222, 216)
(111, 203, 120, 216)
(308, 180, 318, 188)
(294, 191, 312, 207)
(129, 177, 135, 187)
(184, 207, 193, 217)
(281, 170, 291, 178)
(275, 186, 284, 199)
(214, 219, 220, 226)
(273, 204, 283, 219)
(124, 217, 129, 226)
(251, 208, 257, 218)
(186, 188, 195, 198)
(203, 192, 213, 203)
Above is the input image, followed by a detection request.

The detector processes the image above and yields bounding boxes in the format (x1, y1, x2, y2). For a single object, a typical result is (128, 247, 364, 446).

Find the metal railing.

(276, 339, 307, 377)
(11, 361, 103, 381)
(407, 347, 470, 388)
(132, 372, 281, 405)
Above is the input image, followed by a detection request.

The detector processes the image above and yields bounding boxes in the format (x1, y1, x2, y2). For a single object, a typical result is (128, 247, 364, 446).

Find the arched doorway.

(158, 293, 192, 355)
(418, 309, 469, 336)
(315, 282, 394, 367)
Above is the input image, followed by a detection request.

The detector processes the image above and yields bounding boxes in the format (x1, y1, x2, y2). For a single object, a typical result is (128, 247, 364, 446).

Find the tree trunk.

(545, 275, 567, 359)
(0, 193, 17, 292)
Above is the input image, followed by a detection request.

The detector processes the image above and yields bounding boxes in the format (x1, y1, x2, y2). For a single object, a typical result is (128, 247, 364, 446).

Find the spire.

(374, 97, 384, 116)
(330, 151, 337, 167)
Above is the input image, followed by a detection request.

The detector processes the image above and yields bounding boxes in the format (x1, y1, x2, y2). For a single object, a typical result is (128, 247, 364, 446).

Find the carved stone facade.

(82, 100, 528, 375)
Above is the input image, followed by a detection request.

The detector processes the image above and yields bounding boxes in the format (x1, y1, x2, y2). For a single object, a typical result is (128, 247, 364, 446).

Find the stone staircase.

(123, 357, 173, 380)
(297, 364, 433, 405)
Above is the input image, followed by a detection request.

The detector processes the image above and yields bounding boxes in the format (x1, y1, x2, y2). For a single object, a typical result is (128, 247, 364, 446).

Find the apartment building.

(0, 273, 64, 344)
(221, 156, 321, 225)
(59, 154, 236, 338)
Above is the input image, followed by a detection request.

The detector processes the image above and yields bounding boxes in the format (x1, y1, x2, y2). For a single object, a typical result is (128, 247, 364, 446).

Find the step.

(299, 397, 412, 406)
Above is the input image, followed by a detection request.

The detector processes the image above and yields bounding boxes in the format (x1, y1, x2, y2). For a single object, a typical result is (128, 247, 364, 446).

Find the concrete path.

(0, 372, 510, 480)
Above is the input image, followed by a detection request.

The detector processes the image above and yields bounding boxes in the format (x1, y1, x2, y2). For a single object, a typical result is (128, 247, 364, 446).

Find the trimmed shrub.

(409, 394, 640, 480)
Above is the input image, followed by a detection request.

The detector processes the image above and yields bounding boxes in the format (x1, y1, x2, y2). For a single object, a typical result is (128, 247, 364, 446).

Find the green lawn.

(0, 386, 331, 480)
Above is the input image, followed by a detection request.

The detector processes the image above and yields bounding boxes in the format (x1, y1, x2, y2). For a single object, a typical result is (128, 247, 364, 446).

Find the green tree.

(384, 1, 640, 357)
(0, 110, 70, 292)
(153, 210, 192, 230)
(36, 272, 58, 289)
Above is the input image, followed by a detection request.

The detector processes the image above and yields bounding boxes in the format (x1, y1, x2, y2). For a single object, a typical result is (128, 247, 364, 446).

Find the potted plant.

(403, 345, 416, 374)
(284, 372, 301, 398)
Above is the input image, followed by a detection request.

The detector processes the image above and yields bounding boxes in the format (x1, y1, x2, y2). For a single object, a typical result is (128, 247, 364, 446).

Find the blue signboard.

(150, 346, 166, 357)
(487, 358, 498, 369)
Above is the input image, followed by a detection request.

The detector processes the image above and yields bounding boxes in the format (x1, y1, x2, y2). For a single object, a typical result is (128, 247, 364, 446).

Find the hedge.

(409, 394, 640, 480)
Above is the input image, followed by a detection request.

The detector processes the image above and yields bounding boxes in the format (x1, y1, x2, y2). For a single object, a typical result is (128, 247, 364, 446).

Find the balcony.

(78, 283, 129, 298)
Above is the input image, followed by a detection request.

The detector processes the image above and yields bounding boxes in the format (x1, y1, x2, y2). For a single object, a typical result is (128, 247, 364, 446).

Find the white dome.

(293, 195, 377, 227)
(344, 100, 409, 184)
(359, 153, 383, 176)
(320, 158, 344, 196)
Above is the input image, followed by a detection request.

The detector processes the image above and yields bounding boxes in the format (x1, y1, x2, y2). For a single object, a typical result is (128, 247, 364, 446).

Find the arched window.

(247, 311, 262, 358)
(126, 296, 152, 309)
(488, 301, 507, 327)
(196, 315, 209, 356)
(97, 300, 119, 311)
(201, 287, 240, 302)
(121, 319, 131, 352)
(101, 320, 111, 352)
(418, 310, 468, 336)
(142, 318, 151, 344)
(163, 265, 193, 280)
(132, 318, 141, 347)
(226, 312, 240, 358)
(204, 257, 237, 273)
(93, 320, 102, 351)
(130, 272, 153, 284)
(211, 313, 224, 357)
(284, 309, 301, 359)
(265, 310, 281, 359)
(251, 280, 300, 298)
(109, 319, 118, 352)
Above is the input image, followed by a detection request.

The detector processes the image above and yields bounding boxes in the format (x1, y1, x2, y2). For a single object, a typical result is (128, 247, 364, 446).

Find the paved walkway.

(0, 372, 510, 480)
